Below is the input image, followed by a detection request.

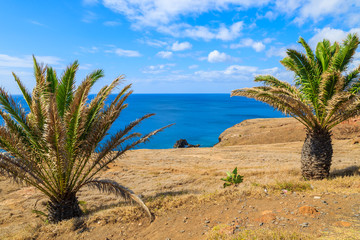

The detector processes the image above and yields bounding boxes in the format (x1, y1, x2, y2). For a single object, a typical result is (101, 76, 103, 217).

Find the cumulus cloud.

(102, 0, 269, 28)
(224, 65, 258, 75)
(274, 0, 303, 15)
(194, 65, 288, 82)
(171, 41, 192, 51)
(309, 27, 360, 48)
(113, 48, 141, 57)
(266, 46, 288, 58)
(142, 63, 175, 74)
(230, 38, 266, 52)
(139, 38, 167, 48)
(101, 0, 360, 38)
(294, 0, 360, 25)
(207, 50, 232, 63)
(159, 21, 244, 41)
(156, 51, 173, 58)
(0, 54, 62, 68)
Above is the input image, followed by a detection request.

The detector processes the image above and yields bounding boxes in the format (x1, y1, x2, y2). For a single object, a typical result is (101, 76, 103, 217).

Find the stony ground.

(0, 137, 359, 239)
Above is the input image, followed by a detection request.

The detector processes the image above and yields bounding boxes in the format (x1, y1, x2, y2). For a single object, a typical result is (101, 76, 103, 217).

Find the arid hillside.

(216, 117, 360, 147)
(0, 118, 359, 240)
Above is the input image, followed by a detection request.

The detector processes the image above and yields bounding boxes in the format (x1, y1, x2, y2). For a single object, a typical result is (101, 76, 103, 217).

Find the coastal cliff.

(216, 117, 360, 147)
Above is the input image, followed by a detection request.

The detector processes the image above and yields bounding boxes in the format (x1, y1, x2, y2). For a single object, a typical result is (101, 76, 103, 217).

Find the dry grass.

(207, 225, 311, 240)
(1, 139, 360, 239)
(318, 227, 360, 240)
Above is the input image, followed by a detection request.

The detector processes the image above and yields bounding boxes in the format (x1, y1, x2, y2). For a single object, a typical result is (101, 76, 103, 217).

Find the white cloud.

(294, 0, 359, 25)
(309, 27, 360, 48)
(139, 38, 167, 47)
(188, 64, 199, 69)
(275, 0, 303, 15)
(171, 41, 192, 51)
(224, 65, 258, 75)
(207, 50, 231, 63)
(0, 54, 62, 68)
(114, 48, 141, 57)
(80, 46, 99, 53)
(142, 63, 175, 74)
(79, 63, 93, 70)
(264, 11, 278, 20)
(82, 11, 98, 23)
(161, 21, 244, 41)
(103, 21, 121, 26)
(257, 11, 278, 21)
(102, 0, 360, 37)
(266, 46, 288, 58)
(230, 38, 266, 52)
(216, 22, 244, 41)
(29, 20, 47, 27)
(194, 65, 286, 82)
(103, 0, 270, 28)
(156, 51, 173, 58)
(263, 38, 275, 44)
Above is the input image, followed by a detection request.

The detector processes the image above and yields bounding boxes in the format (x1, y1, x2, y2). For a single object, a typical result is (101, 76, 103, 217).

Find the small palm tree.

(232, 34, 360, 180)
(0, 57, 171, 223)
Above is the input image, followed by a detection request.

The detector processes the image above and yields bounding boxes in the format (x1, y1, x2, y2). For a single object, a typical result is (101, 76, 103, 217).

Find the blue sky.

(0, 0, 359, 94)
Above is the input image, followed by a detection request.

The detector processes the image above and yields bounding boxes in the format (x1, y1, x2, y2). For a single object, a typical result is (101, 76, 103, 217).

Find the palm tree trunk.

(47, 193, 83, 223)
(301, 129, 333, 180)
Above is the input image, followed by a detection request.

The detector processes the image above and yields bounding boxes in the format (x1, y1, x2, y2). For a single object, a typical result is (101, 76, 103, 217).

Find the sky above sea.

(0, 1, 359, 94)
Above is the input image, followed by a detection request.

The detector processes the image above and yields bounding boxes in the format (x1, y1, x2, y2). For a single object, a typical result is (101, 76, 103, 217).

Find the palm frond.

(46, 67, 58, 94)
(315, 39, 332, 72)
(298, 37, 315, 63)
(12, 73, 32, 108)
(331, 33, 359, 72)
(346, 65, 360, 93)
(84, 123, 175, 185)
(83, 76, 126, 136)
(319, 71, 344, 106)
(285, 49, 320, 107)
(254, 75, 303, 99)
(56, 61, 79, 117)
(231, 88, 316, 129)
(84, 179, 153, 221)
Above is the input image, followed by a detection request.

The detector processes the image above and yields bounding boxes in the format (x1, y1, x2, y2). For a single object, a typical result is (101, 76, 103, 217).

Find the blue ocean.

(106, 94, 285, 149)
(11, 94, 285, 149)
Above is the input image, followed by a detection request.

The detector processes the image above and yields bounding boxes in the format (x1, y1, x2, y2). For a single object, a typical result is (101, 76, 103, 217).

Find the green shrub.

(221, 167, 244, 188)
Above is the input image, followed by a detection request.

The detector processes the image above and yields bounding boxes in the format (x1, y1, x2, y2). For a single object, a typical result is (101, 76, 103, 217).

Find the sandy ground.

(0, 118, 360, 239)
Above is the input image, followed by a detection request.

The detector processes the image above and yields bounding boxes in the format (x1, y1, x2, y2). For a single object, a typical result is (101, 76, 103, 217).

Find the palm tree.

(231, 33, 360, 180)
(0, 57, 172, 223)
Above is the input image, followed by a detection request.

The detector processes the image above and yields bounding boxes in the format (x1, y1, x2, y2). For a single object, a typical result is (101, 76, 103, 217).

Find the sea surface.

(12, 94, 285, 149)
(106, 94, 285, 149)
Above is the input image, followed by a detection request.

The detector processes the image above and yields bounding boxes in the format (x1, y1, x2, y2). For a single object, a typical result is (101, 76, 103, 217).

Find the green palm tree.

(0, 57, 172, 223)
(232, 33, 360, 180)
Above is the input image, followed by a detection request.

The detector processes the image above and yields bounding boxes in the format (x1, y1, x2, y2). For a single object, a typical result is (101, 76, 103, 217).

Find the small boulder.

(173, 139, 188, 148)
(298, 206, 319, 217)
(255, 213, 276, 223)
(173, 139, 200, 148)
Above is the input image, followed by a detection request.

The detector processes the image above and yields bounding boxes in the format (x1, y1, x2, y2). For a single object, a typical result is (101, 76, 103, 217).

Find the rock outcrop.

(173, 139, 200, 148)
